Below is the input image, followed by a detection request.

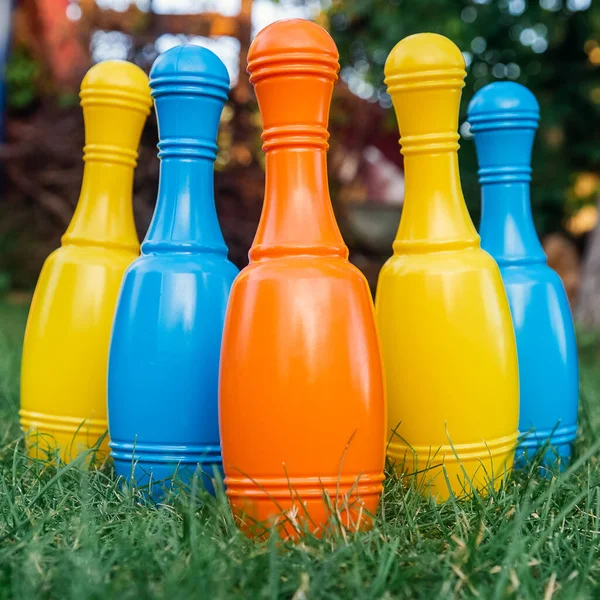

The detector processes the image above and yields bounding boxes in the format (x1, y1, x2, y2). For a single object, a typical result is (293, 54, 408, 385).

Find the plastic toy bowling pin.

(20, 61, 151, 462)
(108, 45, 238, 493)
(219, 19, 385, 537)
(375, 34, 519, 500)
(468, 82, 578, 468)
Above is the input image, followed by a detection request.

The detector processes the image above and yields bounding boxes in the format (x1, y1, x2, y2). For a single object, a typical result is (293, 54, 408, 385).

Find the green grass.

(1, 302, 600, 599)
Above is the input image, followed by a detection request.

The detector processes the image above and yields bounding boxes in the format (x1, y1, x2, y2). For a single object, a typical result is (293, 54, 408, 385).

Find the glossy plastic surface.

(375, 34, 519, 500)
(219, 19, 385, 537)
(108, 46, 237, 493)
(468, 82, 578, 468)
(20, 61, 150, 462)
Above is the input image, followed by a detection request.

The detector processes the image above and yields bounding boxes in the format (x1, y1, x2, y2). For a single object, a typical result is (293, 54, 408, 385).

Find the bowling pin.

(108, 45, 238, 493)
(20, 61, 151, 462)
(468, 82, 578, 468)
(219, 19, 385, 537)
(375, 34, 519, 499)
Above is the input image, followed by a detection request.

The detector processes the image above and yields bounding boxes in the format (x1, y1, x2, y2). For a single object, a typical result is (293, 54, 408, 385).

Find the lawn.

(0, 301, 599, 599)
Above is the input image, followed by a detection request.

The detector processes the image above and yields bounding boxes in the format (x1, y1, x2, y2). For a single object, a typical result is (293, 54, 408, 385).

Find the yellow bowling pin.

(375, 34, 519, 499)
(20, 61, 151, 462)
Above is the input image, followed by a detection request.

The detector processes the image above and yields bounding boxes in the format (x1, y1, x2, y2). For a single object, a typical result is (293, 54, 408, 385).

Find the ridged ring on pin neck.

(385, 68, 466, 94)
(79, 87, 152, 115)
(468, 111, 540, 133)
(157, 138, 219, 161)
(247, 52, 339, 84)
(477, 165, 533, 185)
(149, 74, 230, 102)
(261, 124, 330, 152)
(83, 144, 139, 168)
(399, 132, 460, 156)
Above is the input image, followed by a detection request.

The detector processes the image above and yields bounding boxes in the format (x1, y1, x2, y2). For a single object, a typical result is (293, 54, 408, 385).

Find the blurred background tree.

(327, 0, 600, 302)
(329, 0, 600, 206)
(0, 0, 599, 315)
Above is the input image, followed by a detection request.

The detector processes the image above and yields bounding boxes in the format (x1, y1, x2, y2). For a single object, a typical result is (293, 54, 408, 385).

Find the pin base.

(514, 424, 577, 473)
(20, 411, 109, 464)
(387, 436, 517, 501)
(225, 473, 382, 539)
(111, 441, 222, 496)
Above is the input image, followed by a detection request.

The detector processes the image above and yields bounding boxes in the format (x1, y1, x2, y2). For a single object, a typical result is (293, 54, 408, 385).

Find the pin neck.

(394, 143, 479, 253)
(385, 63, 477, 252)
(142, 68, 229, 256)
(142, 155, 227, 256)
(479, 179, 546, 266)
(62, 158, 139, 253)
(248, 51, 346, 261)
(250, 144, 347, 261)
(469, 115, 538, 186)
(469, 114, 542, 264)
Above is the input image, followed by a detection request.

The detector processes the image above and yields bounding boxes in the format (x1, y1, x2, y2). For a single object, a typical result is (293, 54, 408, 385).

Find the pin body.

(376, 34, 519, 499)
(219, 20, 385, 537)
(108, 46, 237, 492)
(468, 82, 578, 467)
(20, 61, 150, 462)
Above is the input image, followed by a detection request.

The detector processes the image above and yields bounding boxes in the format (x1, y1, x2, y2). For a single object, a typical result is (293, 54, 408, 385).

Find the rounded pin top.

(150, 44, 230, 101)
(80, 60, 151, 115)
(247, 19, 339, 83)
(384, 33, 466, 93)
(468, 82, 540, 132)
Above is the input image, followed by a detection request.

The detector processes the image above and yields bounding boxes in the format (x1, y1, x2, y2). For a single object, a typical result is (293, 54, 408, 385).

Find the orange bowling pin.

(219, 19, 386, 537)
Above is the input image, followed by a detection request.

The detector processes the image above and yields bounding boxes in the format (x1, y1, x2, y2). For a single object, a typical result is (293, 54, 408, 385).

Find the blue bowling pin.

(108, 45, 238, 493)
(468, 82, 578, 468)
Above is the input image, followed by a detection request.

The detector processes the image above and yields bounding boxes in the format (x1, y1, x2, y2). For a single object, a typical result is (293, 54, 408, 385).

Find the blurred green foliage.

(327, 0, 600, 236)
(5, 47, 38, 111)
